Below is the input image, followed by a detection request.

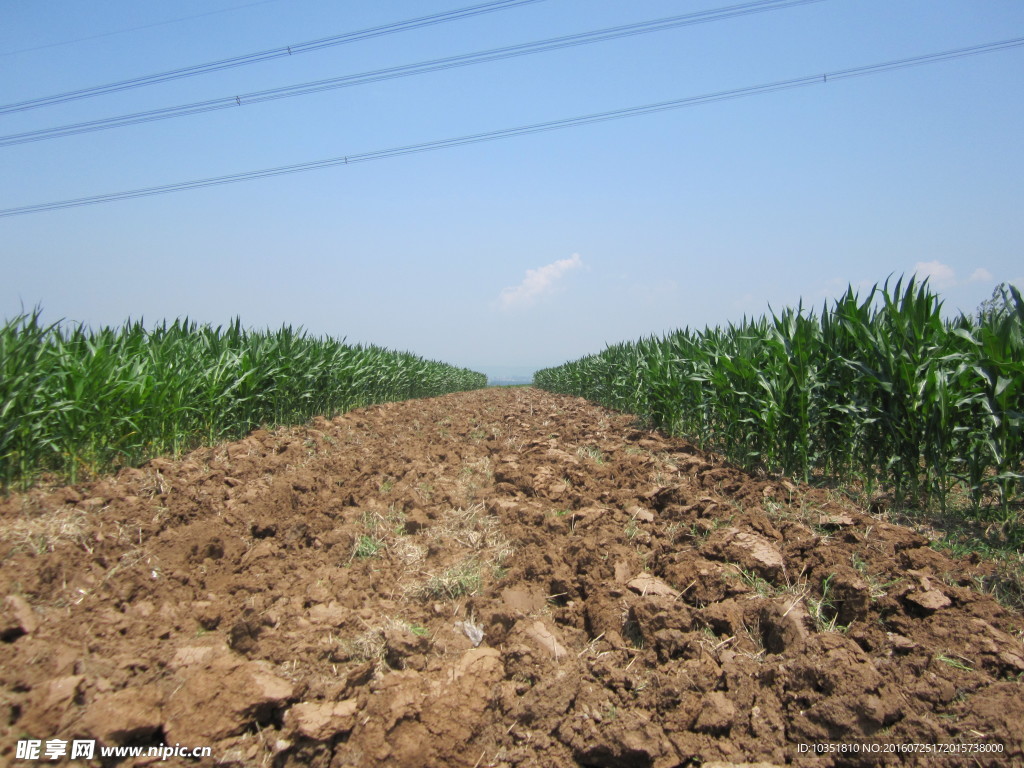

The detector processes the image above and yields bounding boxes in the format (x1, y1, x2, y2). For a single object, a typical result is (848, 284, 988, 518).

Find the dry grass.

(0, 505, 90, 555)
(423, 503, 513, 561)
(405, 503, 514, 601)
(341, 616, 431, 671)
(390, 536, 427, 566)
(414, 557, 483, 600)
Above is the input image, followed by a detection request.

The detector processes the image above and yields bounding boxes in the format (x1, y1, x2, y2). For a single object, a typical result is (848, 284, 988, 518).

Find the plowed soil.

(2, 387, 1023, 767)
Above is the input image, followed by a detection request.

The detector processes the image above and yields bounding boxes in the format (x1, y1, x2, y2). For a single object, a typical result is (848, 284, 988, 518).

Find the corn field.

(535, 279, 1024, 514)
(0, 312, 486, 490)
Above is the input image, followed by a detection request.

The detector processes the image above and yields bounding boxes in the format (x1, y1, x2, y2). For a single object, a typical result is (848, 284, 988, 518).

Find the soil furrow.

(1, 387, 1022, 767)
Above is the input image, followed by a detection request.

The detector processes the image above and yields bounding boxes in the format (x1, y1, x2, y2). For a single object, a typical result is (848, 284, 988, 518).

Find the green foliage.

(534, 278, 1023, 512)
(352, 534, 384, 560)
(0, 311, 486, 490)
(977, 282, 1019, 325)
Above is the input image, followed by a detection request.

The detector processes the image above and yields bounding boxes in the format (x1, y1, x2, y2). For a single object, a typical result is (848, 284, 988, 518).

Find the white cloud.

(969, 267, 993, 283)
(499, 253, 583, 310)
(913, 260, 957, 289)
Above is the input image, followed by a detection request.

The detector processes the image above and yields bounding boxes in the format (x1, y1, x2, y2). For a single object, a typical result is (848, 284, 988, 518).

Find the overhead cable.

(0, 0, 544, 115)
(0, 0, 824, 148)
(2, 36, 1021, 219)
(0, 0, 288, 58)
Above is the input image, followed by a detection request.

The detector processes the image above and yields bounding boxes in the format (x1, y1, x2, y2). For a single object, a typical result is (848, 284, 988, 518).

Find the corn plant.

(534, 278, 1023, 512)
(0, 311, 486, 490)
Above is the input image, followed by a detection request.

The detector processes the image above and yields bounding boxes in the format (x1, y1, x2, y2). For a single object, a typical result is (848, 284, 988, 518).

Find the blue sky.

(2, 0, 1022, 380)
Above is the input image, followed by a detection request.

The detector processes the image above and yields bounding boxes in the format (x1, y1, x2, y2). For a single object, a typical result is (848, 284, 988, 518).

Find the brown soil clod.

(1, 387, 1022, 766)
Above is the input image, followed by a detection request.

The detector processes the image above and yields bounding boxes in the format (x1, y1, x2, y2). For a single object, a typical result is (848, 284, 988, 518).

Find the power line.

(2, 36, 1021, 219)
(0, 0, 544, 115)
(0, 0, 288, 58)
(0, 0, 823, 148)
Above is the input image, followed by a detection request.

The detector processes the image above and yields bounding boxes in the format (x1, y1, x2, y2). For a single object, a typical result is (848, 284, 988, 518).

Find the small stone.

(385, 627, 431, 666)
(170, 644, 228, 669)
(80, 685, 164, 744)
(613, 561, 632, 584)
(165, 656, 295, 742)
(817, 513, 855, 527)
(287, 699, 359, 741)
(829, 568, 872, 624)
(2, 595, 39, 639)
(694, 691, 736, 734)
(629, 506, 655, 523)
(761, 601, 811, 654)
(887, 633, 918, 652)
(501, 588, 545, 614)
(627, 574, 680, 598)
(308, 602, 346, 626)
(451, 646, 504, 684)
(999, 651, 1024, 672)
(192, 601, 221, 630)
(907, 590, 951, 612)
(710, 528, 785, 581)
(522, 621, 568, 661)
(44, 675, 84, 710)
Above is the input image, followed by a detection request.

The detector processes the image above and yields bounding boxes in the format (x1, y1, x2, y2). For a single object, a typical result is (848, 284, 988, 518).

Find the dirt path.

(2, 387, 1023, 767)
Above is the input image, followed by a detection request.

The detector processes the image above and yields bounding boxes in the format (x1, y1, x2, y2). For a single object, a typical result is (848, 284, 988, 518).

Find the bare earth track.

(2, 387, 1023, 767)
